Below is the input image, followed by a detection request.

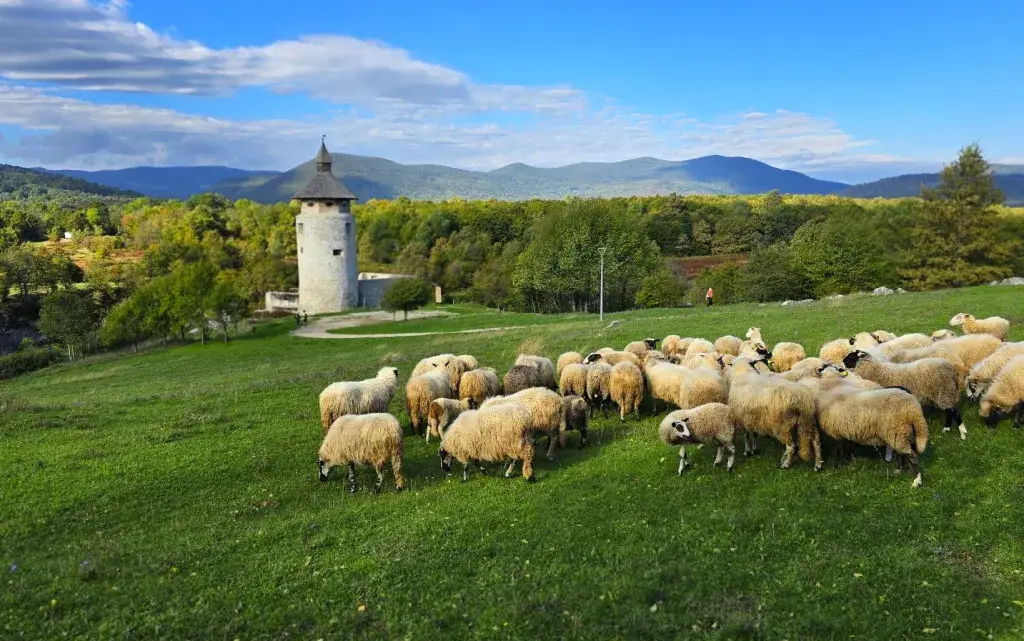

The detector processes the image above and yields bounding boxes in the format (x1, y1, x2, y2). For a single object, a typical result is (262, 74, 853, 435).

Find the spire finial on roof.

(315, 138, 333, 173)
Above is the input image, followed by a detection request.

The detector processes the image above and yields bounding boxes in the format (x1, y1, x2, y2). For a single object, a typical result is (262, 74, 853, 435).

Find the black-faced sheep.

(979, 354, 1024, 429)
(318, 366, 399, 436)
(406, 370, 454, 434)
(439, 404, 535, 482)
(610, 361, 644, 421)
(843, 350, 964, 439)
(584, 350, 643, 368)
(889, 334, 1003, 390)
(625, 338, 660, 359)
(427, 398, 472, 442)
(950, 312, 1010, 341)
(659, 404, 739, 473)
(458, 367, 501, 407)
(318, 413, 405, 493)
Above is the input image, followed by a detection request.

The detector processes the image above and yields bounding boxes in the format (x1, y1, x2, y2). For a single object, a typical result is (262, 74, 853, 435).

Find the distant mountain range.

(1, 163, 140, 204)
(28, 156, 1024, 204)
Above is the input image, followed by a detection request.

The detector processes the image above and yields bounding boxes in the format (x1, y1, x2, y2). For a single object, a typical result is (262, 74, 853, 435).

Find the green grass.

(3, 286, 1024, 640)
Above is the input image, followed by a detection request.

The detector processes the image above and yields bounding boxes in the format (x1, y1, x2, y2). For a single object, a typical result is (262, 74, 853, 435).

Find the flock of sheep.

(315, 311, 1021, 492)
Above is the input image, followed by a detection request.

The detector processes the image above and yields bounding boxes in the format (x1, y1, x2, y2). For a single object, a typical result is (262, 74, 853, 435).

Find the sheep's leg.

(521, 452, 535, 482)
(953, 405, 966, 440)
(743, 432, 754, 457)
(579, 425, 588, 447)
(505, 460, 517, 478)
(620, 405, 626, 422)
(725, 443, 735, 472)
(884, 445, 894, 463)
(1014, 404, 1024, 429)
(461, 462, 470, 483)
(347, 463, 357, 494)
(476, 460, 488, 475)
(545, 433, 558, 460)
(942, 408, 953, 433)
(908, 452, 923, 488)
(392, 454, 405, 492)
(372, 467, 384, 494)
(779, 431, 795, 469)
(713, 446, 724, 467)
(677, 446, 688, 474)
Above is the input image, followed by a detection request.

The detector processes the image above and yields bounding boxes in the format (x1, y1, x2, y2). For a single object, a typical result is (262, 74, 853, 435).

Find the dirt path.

(291, 310, 524, 339)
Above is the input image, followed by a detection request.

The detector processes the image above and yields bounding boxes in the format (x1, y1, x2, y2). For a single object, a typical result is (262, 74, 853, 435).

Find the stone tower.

(293, 141, 358, 314)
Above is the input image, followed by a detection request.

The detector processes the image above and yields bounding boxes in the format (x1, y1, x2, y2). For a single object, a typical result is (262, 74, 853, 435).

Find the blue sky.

(0, 0, 1020, 182)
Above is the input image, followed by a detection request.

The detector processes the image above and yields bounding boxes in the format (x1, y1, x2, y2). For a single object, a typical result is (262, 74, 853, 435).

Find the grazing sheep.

(931, 329, 956, 341)
(406, 370, 454, 434)
(728, 357, 819, 469)
(625, 338, 660, 359)
(458, 367, 501, 407)
(411, 353, 466, 390)
(482, 388, 567, 459)
(659, 404, 739, 473)
(679, 351, 722, 370)
(411, 353, 455, 378)
(685, 339, 716, 356)
(851, 332, 890, 351)
(843, 350, 965, 439)
(662, 335, 682, 357)
(714, 335, 742, 356)
(820, 339, 854, 365)
(504, 357, 557, 395)
(596, 347, 617, 356)
(979, 354, 1024, 428)
(746, 327, 763, 344)
(439, 404, 535, 482)
(456, 354, 479, 371)
(318, 367, 400, 436)
(611, 361, 645, 421)
(515, 355, 557, 389)
(890, 334, 1003, 389)
(950, 312, 1010, 341)
(563, 395, 590, 446)
(966, 342, 1024, 399)
(679, 364, 727, 409)
(674, 338, 695, 356)
(872, 330, 898, 342)
(586, 362, 613, 417)
(318, 413, 404, 493)
(816, 368, 929, 487)
(770, 342, 807, 373)
(644, 358, 689, 411)
(559, 362, 590, 397)
(556, 351, 584, 379)
(719, 354, 736, 368)
(426, 398, 472, 442)
(872, 333, 934, 358)
(584, 350, 643, 368)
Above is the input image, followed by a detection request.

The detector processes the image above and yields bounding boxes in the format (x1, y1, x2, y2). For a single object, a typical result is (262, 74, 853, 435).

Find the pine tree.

(899, 143, 1013, 289)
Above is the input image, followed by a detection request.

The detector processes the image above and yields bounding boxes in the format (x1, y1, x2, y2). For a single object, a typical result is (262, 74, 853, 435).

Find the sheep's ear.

(848, 337, 856, 345)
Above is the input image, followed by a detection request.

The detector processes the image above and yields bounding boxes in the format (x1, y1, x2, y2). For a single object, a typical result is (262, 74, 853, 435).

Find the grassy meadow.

(3, 286, 1024, 640)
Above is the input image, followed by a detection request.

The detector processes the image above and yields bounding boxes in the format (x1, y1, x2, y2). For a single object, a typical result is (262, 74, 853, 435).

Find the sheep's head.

(932, 329, 955, 341)
(643, 337, 660, 349)
(745, 327, 761, 340)
(669, 354, 683, 365)
(317, 458, 330, 482)
(755, 345, 773, 361)
(818, 364, 848, 378)
(669, 419, 693, 443)
(842, 350, 871, 369)
(583, 353, 603, 365)
(949, 313, 972, 327)
(870, 332, 885, 343)
(438, 447, 453, 472)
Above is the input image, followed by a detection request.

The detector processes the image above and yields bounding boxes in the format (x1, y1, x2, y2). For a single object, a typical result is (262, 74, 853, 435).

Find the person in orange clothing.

(705, 287, 714, 307)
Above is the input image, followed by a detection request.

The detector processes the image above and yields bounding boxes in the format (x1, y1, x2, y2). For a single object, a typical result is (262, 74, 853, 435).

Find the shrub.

(739, 244, 813, 303)
(635, 268, 689, 308)
(0, 345, 61, 380)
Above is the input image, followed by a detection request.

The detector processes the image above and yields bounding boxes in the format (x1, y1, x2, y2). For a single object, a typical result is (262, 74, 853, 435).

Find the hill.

(4, 286, 1024, 639)
(52, 166, 275, 200)
(842, 164, 1024, 204)
(0, 164, 140, 203)
(214, 153, 848, 203)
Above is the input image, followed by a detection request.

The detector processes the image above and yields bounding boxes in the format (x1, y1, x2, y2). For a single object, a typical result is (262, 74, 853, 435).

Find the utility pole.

(598, 247, 607, 322)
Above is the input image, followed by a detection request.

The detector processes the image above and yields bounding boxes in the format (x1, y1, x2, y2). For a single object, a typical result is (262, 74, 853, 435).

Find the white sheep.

(514, 355, 557, 389)
(439, 404, 535, 482)
(584, 350, 643, 368)
(427, 398, 471, 442)
(482, 387, 567, 459)
(678, 363, 727, 409)
(662, 335, 682, 357)
(769, 342, 807, 373)
(658, 404, 739, 474)
(816, 368, 929, 487)
(410, 354, 465, 392)
(979, 354, 1024, 429)
(556, 351, 584, 379)
(714, 335, 742, 356)
(684, 338, 716, 356)
(643, 359, 688, 411)
(318, 413, 405, 493)
(843, 350, 965, 439)
(559, 362, 590, 397)
(966, 342, 1024, 399)
(819, 339, 853, 365)
(406, 370, 454, 435)
(458, 367, 501, 407)
(318, 367, 399, 436)
(890, 334, 1003, 391)
(950, 312, 1010, 341)
(611, 361, 644, 421)
(586, 362, 613, 416)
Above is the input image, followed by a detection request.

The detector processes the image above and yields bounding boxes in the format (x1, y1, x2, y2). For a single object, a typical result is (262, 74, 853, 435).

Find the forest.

(1, 144, 1022, 373)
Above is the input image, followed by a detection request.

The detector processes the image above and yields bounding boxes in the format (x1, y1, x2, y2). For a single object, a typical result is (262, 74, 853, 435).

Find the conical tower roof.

(293, 141, 356, 201)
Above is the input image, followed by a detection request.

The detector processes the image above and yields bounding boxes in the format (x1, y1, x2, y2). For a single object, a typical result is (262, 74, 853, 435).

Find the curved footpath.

(291, 310, 525, 339)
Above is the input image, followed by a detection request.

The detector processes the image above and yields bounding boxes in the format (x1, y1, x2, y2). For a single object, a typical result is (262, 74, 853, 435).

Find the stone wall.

(358, 274, 413, 309)
(264, 291, 299, 312)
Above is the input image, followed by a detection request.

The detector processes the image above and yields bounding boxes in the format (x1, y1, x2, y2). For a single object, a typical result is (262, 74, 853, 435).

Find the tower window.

(300, 246, 303, 254)
(345, 222, 352, 235)
(297, 223, 303, 234)
(333, 249, 342, 256)
(325, 201, 334, 207)
(306, 201, 315, 207)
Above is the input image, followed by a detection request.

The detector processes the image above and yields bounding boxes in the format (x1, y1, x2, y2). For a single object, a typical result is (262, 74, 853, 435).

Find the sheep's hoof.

(958, 424, 967, 440)
(728, 466, 735, 474)
(942, 427, 951, 433)
(395, 486, 405, 493)
(912, 473, 923, 489)
(525, 476, 536, 483)
(348, 486, 357, 494)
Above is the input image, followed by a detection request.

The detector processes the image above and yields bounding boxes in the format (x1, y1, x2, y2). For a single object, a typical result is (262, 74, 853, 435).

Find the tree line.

(1, 144, 1022, 372)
